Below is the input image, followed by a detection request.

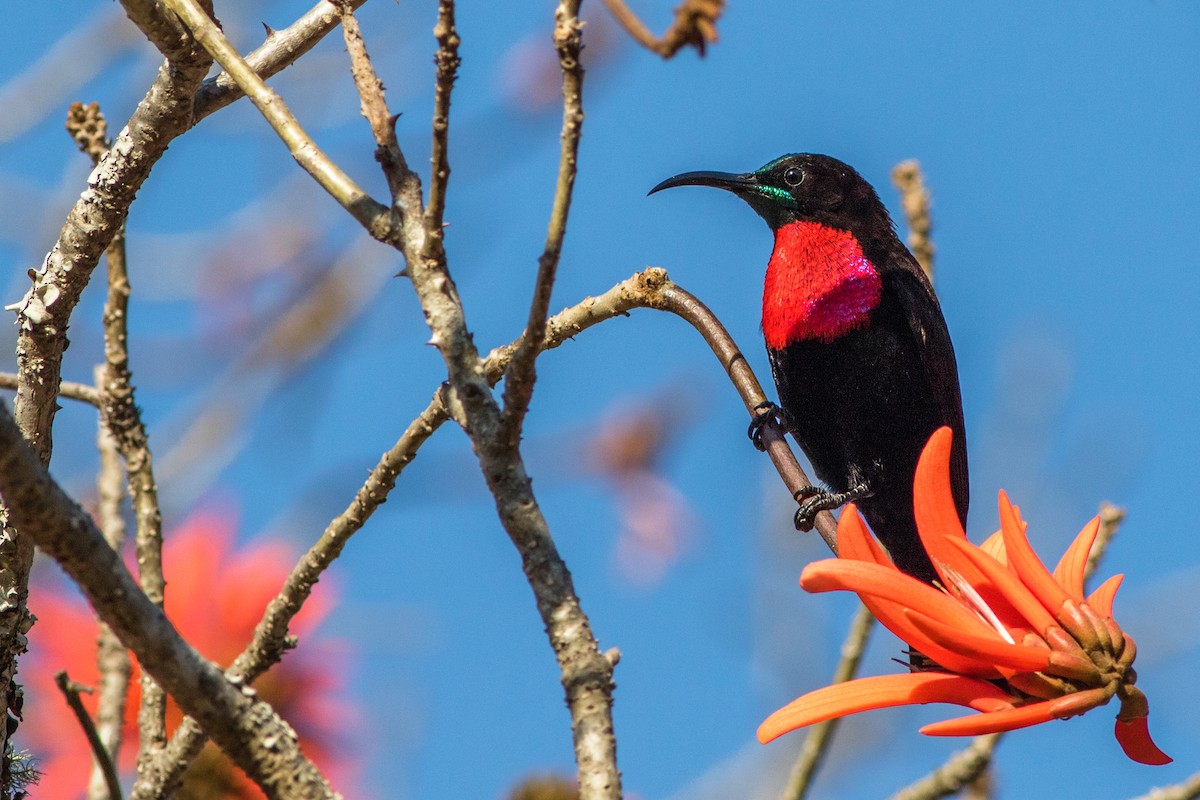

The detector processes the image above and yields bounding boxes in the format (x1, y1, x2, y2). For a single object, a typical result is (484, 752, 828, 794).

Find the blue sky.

(3, 2, 1199, 797)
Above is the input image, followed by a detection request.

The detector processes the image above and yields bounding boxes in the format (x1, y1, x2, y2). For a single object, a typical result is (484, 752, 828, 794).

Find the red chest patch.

(761, 221, 882, 348)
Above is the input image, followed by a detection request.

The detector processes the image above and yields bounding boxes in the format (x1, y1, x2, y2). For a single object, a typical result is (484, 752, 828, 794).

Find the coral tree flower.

(758, 427, 1170, 765)
(25, 508, 357, 799)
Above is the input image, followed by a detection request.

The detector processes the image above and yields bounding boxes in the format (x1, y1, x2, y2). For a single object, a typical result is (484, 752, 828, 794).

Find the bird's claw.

(791, 484, 871, 531)
(748, 401, 792, 452)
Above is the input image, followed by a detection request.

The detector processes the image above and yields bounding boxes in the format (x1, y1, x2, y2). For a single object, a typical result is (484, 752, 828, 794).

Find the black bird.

(650, 154, 968, 582)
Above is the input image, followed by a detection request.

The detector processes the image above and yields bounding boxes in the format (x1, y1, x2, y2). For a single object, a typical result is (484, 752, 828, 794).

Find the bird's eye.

(782, 167, 804, 187)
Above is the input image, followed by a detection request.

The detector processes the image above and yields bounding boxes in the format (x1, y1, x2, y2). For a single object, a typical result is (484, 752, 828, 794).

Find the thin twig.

(1086, 503, 1125, 581)
(338, 2, 410, 207)
(54, 672, 123, 800)
(891, 160, 934, 282)
(499, 0, 585, 450)
(1129, 772, 1200, 800)
(90, 371, 133, 800)
(194, 0, 370, 121)
(0, 374, 100, 406)
(889, 504, 1127, 800)
(601, 0, 724, 57)
(781, 603, 876, 800)
(888, 735, 1003, 800)
(161, 0, 393, 239)
(423, 0, 460, 243)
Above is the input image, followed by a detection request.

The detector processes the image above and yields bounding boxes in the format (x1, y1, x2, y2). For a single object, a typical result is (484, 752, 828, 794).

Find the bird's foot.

(792, 483, 872, 531)
(748, 401, 794, 452)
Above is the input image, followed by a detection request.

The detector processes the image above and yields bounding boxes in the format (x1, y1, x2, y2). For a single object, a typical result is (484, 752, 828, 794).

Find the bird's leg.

(747, 401, 796, 452)
(792, 481, 873, 531)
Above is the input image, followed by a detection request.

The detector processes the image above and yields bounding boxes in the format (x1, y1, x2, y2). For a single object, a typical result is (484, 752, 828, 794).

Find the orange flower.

(24, 508, 359, 798)
(758, 427, 1170, 766)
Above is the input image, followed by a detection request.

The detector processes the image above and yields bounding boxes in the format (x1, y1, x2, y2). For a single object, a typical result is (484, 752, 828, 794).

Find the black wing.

(885, 266, 970, 525)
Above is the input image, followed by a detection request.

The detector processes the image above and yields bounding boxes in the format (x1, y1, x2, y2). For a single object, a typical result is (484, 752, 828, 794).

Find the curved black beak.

(648, 170, 758, 196)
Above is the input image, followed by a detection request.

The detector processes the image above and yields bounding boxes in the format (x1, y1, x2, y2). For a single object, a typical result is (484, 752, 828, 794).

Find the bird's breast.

(761, 221, 882, 348)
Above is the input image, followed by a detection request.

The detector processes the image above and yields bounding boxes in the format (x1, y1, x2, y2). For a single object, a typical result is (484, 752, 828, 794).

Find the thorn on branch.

(602, 0, 725, 58)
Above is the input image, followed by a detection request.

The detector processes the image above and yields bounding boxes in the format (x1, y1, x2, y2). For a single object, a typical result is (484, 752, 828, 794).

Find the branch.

(131, 270, 669, 798)
(499, 0, 585, 449)
(0, 374, 100, 406)
(161, 0, 393, 239)
(601, 0, 724, 57)
(653, 284, 838, 549)
(888, 735, 1003, 800)
(1, 20, 212, 786)
(89, 370, 133, 800)
(55, 672, 122, 800)
(194, 0, 370, 121)
(780, 603, 876, 800)
(1129, 772, 1200, 800)
(338, 2, 411, 207)
(890, 160, 934, 282)
(0, 405, 339, 800)
(67, 96, 170, 773)
(12, 2, 211, 465)
(423, 0, 460, 242)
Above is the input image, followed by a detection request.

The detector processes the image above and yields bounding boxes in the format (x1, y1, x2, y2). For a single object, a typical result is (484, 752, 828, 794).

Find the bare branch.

(338, 2, 411, 207)
(891, 160, 934, 282)
(781, 603, 876, 800)
(423, 0, 461, 241)
(89, 367, 133, 800)
(67, 98, 170, 772)
(653, 283, 838, 549)
(160, 0, 393, 239)
(601, 0, 724, 57)
(888, 735, 1003, 800)
(499, 0, 585, 449)
(0, 405, 340, 800)
(0, 374, 100, 406)
(131, 269, 669, 798)
(55, 672, 123, 800)
(117, 0, 200, 62)
(2, 26, 212, 785)
(1129, 772, 1200, 800)
(194, 0, 370, 121)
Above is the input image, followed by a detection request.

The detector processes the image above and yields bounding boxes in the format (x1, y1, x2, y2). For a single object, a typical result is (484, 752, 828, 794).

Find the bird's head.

(649, 153, 889, 236)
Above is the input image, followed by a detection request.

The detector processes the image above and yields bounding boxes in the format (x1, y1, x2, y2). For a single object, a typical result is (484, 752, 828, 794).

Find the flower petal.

(758, 673, 1014, 744)
(1113, 686, 1171, 765)
(836, 504, 892, 566)
(943, 535, 1057, 635)
(998, 491, 1072, 616)
(1086, 574, 1124, 619)
(1114, 717, 1172, 765)
(903, 610, 1053, 673)
(924, 686, 1113, 738)
(913, 428, 975, 586)
(1052, 515, 1101, 601)
(978, 530, 1007, 564)
(920, 697, 1061, 736)
(800, 560, 1001, 643)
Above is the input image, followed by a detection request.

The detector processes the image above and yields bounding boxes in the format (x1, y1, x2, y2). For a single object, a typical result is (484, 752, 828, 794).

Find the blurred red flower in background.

(22, 507, 357, 798)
